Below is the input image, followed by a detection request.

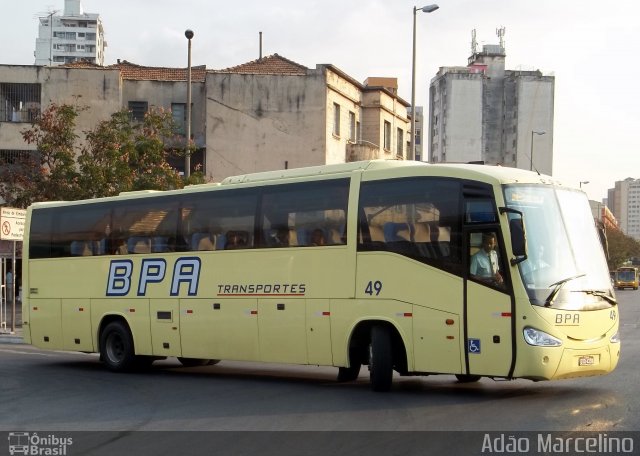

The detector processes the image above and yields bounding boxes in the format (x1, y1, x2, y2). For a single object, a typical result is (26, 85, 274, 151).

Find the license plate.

(578, 355, 595, 366)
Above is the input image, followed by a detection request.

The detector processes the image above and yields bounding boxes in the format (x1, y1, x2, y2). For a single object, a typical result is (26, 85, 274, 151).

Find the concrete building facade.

(0, 54, 410, 186)
(34, 0, 106, 66)
(428, 39, 555, 174)
(608, 178, 640, 240)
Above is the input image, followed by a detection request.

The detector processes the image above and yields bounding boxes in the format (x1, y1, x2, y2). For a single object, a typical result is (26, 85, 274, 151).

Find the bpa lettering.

(106, 257, 201, 297)
(555, 313, 580, 325)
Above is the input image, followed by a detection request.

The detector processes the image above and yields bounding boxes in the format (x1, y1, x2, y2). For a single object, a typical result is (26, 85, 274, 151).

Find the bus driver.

(470, 232, 503, 285)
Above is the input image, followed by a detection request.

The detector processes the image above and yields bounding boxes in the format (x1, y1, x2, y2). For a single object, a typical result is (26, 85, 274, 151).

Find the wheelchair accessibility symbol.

(468, 338, 481, 354)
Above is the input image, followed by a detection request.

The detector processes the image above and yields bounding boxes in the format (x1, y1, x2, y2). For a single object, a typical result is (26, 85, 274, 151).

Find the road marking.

(0, 348, 58, 357)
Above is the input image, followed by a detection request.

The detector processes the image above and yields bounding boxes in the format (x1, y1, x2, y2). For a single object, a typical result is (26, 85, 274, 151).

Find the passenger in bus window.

(270, 227, 289, 247)
(225, 231, 248, 249)
(112, 239, 128, 255)
(310, 229, 326, 246)
(470, 232, 503, 285)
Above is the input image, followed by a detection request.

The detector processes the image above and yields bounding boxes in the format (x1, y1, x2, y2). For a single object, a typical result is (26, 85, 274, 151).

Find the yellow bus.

(615, 266, 638, 290)
(22, 160, 620, 391)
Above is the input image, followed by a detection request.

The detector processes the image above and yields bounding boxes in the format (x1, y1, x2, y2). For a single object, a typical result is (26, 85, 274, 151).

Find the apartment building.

(34, 0, 106, 66)
(608, 178, 640, 240)
(428, 31, 554, 174)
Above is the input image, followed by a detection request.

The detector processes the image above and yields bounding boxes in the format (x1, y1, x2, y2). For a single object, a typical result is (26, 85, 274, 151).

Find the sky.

(2, 0, 639, 203)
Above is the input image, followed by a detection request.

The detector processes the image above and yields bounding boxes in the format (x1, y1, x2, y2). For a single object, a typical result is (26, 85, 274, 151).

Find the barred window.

(128, 101, 148, 122)
(0, 83, 41, 123)
(0, 149, 36, 165)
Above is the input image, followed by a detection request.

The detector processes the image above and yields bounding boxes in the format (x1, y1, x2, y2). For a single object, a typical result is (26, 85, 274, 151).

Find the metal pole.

(410, 5, 438, 162)
(530, 130, 545, 171)
(410, 7, 417, 161)
(1, 257, 5, 332)
(11, 241, 15, 333)
(49, 12, 54, 66)
(185, 30, 194, 178)
(530, 130, 534, 171)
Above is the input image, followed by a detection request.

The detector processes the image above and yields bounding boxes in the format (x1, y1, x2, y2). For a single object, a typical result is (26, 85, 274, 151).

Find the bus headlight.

(523, 327, 562, 347)
(610, 331, 620, 343)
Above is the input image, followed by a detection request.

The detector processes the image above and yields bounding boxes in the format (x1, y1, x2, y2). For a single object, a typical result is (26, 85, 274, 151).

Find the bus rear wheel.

(100, 321, 137, 372)
(369, 325, 393, 392)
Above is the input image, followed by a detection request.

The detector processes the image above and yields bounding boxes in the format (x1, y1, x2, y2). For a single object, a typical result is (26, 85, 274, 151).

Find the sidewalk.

(0, 300, 24, 344)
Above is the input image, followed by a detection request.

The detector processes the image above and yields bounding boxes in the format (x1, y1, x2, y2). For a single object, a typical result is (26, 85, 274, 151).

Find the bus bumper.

(521, 343, 620, 381)
(551, 344, 620, 380)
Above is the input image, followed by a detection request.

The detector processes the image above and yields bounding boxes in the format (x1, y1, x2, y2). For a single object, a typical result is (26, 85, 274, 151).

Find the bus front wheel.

(100, 321, 137, 372)
(369, 325, 393, 392)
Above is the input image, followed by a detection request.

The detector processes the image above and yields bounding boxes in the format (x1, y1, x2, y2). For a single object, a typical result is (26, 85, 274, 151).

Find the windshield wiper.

(545, 274, 587, 307)
(573, 289, 617, 305)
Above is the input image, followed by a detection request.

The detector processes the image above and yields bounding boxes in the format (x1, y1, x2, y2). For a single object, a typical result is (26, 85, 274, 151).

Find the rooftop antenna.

(259, 31, 263, 60)
(496, 26, 506, 53)
(471, 29, 477, 55)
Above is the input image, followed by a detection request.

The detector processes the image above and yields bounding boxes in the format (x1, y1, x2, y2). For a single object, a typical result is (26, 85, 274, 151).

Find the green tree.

(0, 103, 83, 207)
(606, 226, 640, 270)
(1, 103, 205, 207)
(77, 108, 188, 198)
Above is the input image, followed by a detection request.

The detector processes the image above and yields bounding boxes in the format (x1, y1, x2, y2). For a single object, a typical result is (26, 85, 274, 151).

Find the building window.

(0, 83, 41, 123)
(397, 128, 404, 157)
(333, 103, 340, 137)
(348, 111, 356, 142)
(171, 103, 186, 135)
(383, 121, 391, 151)
(415, 128, 422, 146)
(128, 101, 148, 122)
(0, 149, 35, 165)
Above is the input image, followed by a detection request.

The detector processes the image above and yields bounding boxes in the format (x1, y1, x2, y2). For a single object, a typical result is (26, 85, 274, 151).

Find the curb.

(0, 328, 24, 344)
(0, 335, 24, 344)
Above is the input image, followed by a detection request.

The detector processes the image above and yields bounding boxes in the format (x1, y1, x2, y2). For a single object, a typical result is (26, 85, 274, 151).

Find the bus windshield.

(504, 185, 614, 311)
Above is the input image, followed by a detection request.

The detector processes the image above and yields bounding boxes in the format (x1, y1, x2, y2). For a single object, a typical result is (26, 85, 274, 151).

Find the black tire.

(455, 374, 481, 383)
(369, 325, 393, 392)
(337, 364, 361, 382)
(178, 357, 219, 367)
(100, 321, 137, 372)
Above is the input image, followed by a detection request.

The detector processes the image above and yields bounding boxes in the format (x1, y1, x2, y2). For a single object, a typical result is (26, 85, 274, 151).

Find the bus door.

(464, 227, 514, 378)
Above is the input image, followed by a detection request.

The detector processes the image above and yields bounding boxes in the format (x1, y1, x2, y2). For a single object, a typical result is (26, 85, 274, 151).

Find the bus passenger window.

(310, 229, 326, 246)
(225, 231, 248, 249)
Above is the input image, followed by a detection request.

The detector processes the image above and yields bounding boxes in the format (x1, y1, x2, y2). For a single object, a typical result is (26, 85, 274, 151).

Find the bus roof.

(28, 160, 572, 210)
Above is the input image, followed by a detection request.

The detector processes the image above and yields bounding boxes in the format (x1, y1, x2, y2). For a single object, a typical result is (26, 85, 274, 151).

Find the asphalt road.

(0, 291, 638, 455)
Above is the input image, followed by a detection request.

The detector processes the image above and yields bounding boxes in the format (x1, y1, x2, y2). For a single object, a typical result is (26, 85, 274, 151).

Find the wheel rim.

(106, 332, 125, 364)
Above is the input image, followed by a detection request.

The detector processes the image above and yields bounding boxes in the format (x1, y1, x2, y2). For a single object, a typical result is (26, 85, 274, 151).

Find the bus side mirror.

(510, 218, 527, 257)
(500, 207, 528, 265)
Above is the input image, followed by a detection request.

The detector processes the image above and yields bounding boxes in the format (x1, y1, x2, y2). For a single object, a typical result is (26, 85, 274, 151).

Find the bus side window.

(225, 230, 249, 249)
(128, 237, 151, 254)
(191, 232, 216, 251)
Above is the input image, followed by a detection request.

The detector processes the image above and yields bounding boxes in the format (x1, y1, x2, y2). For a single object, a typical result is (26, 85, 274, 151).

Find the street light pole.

(184, 29, 194, 178)
(530, 130, 545, 171)
(411, 4, 439, 162)
(580, 180, 590, 189)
